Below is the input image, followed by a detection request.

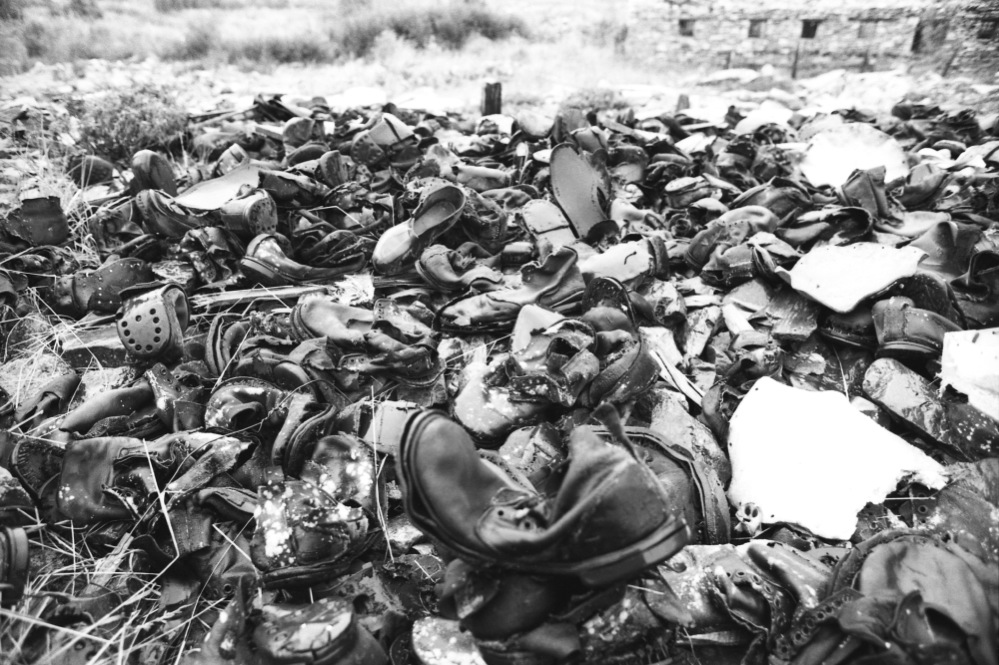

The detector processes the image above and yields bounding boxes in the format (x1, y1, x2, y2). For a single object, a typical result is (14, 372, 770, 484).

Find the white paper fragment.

(800, 123, 908, 187)
(734, 100, 794, 135)
(941, 329, 999, 421)
(578, 240, 655, 282)
(511, 305, 565, 353)
(477, 114, 515, 136)
(675, 133, 714, 154)
(797, 113, 844, 141)
(776, 243, 925, 313)
(721, 303, 755, 335)
(641, 326, 683, 367)
(727, 378, 947, 540)
(175, 164, 260, 210)
(335, 273, 375, 306)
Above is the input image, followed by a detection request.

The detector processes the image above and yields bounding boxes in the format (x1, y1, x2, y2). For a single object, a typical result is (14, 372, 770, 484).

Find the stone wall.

(626, 0, 999, 78)
(937, 0, 999, 76)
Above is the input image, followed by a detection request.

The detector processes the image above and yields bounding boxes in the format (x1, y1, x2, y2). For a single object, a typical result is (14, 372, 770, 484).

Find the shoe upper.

(873, 296, 963, 355)
(477, 426, 674, 563)
(400, 410, 682, 575)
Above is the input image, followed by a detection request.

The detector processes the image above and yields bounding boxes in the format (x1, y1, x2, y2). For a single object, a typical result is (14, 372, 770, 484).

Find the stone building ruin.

(626, 0, 999, 78)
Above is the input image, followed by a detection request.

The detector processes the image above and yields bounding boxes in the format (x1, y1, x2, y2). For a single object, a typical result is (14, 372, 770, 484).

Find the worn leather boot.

(397, 408, 689, 587)
(250, 479, 368, 589)
(872, 296, 962, 358)
(372, 183, 466, 275)
(437, 247, 585, 333)
(0, 527, 29, 607)
(241, 234, 359, 286)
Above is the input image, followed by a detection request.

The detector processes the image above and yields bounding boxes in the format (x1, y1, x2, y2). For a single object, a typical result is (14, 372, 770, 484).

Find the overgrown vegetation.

(163, 21, 214, 60)
(162, 2, 529, 63)
(223, 35, 330, 63)
(162, 24, 332, 63)
(71, 85, 188, 161)
(153, 0, 287, 11)
(154, 0, 223, 10)
(0, 0, 529, 70)
(560, 87, 629, 111)
(0, 0, 24, 20)
(21, 20, 138, 62)
(334, 3, 529, 58)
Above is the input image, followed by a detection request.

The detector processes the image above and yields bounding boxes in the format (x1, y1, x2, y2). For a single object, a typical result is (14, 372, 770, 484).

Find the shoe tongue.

(550, 428, 623, 518)
(521, 247, 579, 288)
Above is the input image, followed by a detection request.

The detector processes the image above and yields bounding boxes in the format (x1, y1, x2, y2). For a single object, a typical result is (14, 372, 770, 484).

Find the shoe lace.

(592, 402, 642, 462)
(491, 487, 549, 531)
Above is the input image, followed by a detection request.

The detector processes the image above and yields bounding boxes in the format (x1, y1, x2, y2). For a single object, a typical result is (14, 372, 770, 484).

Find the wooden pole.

(791, 42, 801, 79)
(481, 82, 502, 116)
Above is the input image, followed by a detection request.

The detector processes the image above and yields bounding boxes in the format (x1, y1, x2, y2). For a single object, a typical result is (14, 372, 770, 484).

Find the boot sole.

(517, 517, 691, 588)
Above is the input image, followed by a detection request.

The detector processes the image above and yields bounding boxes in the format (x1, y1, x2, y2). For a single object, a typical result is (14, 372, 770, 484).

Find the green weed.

(223, 35, 331, 64)
(72, 85, 188, 162)
(0, 0, 24, 21)
(334, 3, 528, 58)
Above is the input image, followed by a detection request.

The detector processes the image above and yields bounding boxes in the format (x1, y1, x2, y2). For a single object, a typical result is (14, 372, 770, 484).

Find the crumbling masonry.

(626, 0, 999, 78)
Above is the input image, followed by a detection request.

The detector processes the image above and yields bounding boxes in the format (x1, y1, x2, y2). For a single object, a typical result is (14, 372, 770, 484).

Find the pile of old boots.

(0, 90, 996, 665)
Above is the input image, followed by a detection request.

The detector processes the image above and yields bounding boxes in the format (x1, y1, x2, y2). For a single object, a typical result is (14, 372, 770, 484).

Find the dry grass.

(0, 0, 655, 95)
(0, 501, 234, 664)
(333, 2, 528, 58)
(0, 290, 249, 665)
(0, 0, 685, 121)
(1, 0, 537, 70)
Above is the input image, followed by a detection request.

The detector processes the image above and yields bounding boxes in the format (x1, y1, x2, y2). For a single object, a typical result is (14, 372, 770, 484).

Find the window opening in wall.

(801, 19, 820, 39)
(748, 19, 766, 38)
(978, 19, 998, 40)
(858, 20, 878, 39)
(679, 19, 695, 37)
(911, 24, 924, 52)
(912, 17, 949, 52)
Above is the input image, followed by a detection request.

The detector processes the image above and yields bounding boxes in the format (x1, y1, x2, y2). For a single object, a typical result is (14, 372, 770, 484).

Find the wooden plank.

(481, 82, 502, 116)
(189, 284, 332, 311)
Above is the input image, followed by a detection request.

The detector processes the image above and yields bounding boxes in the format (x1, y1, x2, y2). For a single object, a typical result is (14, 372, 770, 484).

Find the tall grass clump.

(162, 21, 214, 60)
(154, 0, 223, 11)
(154, 0, 287, 10)
(17, 18, 144, 63)
(224, 35, 331, 64)
(72, 85, 188, 161)
(335, 3, 528, 58)
(65, 0, 103, 18)
(163, 27, 332, 64)
(0, 0, 24, 20)
(561, 87, 628, 111)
